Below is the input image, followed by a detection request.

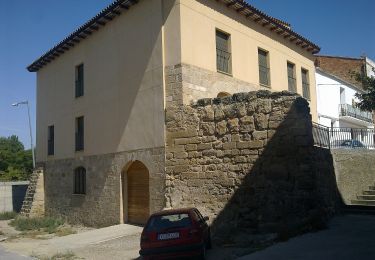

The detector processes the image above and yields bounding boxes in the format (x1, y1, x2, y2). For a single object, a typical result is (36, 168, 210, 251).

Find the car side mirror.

(203, 216, 209, 222)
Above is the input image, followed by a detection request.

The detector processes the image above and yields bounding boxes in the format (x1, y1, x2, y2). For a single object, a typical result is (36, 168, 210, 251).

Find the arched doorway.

(125, 161, 150, 225)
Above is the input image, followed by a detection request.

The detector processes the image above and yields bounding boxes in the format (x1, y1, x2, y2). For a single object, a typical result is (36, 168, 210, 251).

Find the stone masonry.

(43, 147, 165, 227)
(20, 168, 45, 217)
(165, 90, 340, 241)
(165, 63, 263, 107)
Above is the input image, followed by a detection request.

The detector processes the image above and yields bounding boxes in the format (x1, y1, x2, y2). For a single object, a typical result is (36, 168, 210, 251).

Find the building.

(315, 55, 374, 147)
(28, 0, 320, 226)
(315, 55, 374, 128)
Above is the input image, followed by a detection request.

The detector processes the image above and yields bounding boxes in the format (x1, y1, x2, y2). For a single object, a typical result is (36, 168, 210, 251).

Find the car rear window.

(146, 213, 192, 231)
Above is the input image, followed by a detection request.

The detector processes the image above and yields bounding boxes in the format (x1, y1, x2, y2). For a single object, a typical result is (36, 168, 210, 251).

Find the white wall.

(316, 71, 358, 127)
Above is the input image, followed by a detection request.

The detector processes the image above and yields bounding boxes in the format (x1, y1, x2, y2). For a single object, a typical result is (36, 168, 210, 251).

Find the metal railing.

(339, 104, 373, 123)
(312, 123, 330, 148)
(313, 123, 375, 149)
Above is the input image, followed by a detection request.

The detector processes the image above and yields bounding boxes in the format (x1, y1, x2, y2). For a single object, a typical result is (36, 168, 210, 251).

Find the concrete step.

(363, 190, 375, 195)
(352, 200, 375, 206)
(357, 195, 375, 200)
(369, 186, 375, 191)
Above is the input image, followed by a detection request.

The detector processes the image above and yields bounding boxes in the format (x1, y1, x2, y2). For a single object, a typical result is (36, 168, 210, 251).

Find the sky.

(0, 0, 374, 149)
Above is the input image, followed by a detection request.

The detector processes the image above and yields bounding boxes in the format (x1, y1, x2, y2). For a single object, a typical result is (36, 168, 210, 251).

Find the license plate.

(158, 232, 180, 240)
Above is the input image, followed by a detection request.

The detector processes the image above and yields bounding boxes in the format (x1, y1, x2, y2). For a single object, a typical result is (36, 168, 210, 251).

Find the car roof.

(150, 208, 197, 217)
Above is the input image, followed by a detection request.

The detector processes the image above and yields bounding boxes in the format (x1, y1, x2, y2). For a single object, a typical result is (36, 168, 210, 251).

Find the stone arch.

(121, 160, 150, 225)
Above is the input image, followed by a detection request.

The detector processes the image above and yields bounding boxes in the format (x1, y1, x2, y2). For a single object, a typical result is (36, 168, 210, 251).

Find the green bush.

(0, 211, 17, 220)
(10, 217, 64, 233)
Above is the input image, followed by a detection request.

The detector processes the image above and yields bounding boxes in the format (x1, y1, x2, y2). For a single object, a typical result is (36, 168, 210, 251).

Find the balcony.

(339, 104, 373, 124)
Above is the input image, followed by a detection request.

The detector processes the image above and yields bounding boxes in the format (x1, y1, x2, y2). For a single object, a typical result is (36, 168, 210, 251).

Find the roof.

(27, 0, 320, 72)
(315, 54, 364, 61)
(316, 67, 364, 93)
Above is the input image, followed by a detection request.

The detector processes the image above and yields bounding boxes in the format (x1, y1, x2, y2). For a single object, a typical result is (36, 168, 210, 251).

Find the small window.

(287, 62, 296, 93)
(302, 68, 310, 100)
(216, 30, 232, 74)
(74, 167, 86, 194)
(75, 64, 84, 97)
(258, 49, 270, 86)
(48, 125, 54, 156)
(75, 116, 84, 151)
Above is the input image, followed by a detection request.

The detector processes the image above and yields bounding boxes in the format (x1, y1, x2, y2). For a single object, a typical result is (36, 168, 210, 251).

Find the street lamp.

(12, 101, 35, 168)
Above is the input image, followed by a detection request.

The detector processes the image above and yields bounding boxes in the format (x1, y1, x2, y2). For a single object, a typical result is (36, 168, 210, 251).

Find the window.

(74, 167, 86, 194)
(75, 64, 84, 97)
(258, 49, 270, 86)
(47, 125, 54, 156)
(302, 69, 310, 100)
(216, 30, 232, 74)
(75, 116, 84, 151)
(287, 62, 296, 93)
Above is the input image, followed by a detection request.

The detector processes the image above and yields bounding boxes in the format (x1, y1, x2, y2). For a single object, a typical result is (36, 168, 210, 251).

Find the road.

(2, 214, 375, 259)
(239, 214, 375, 260)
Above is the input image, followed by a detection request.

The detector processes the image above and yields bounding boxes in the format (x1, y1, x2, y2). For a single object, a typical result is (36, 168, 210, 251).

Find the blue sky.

(0, 0, 374, 149)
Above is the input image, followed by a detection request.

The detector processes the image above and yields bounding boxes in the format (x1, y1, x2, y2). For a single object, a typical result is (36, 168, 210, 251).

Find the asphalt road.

(239, 214, 375, 260)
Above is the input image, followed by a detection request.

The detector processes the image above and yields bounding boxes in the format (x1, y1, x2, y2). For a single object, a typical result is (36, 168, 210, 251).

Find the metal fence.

(312, 123, 375, 149)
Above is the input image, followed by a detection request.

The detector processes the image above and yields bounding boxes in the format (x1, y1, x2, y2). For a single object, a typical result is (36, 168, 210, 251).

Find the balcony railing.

(339, 104, 373, 123)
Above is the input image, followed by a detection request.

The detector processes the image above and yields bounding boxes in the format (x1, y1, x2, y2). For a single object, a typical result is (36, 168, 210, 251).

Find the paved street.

(239, 214, 375, 260)
(1, 214, 375, 259)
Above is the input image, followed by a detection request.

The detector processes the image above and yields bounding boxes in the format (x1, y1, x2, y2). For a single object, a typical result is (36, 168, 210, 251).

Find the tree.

(0, 135, 33, 181)
(352, 72, 375, 112)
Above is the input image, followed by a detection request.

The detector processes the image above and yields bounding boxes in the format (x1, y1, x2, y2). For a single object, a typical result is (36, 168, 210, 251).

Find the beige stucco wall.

(175, 0, 317, 120)
(36, 0, 166, 162)
(36, 0, 319, 162)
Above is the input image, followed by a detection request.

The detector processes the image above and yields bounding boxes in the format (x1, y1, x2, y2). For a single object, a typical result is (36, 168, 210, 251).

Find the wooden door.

(127, 161, 150, 225)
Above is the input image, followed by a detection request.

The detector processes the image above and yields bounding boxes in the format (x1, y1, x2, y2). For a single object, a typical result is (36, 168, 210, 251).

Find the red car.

(139, 208, 212, 259)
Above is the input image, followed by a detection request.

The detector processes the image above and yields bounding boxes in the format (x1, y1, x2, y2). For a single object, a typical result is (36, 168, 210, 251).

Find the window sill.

(217, 70, 233, 77)
(260, 83, 271, 89)
(72, 193, 86, 197)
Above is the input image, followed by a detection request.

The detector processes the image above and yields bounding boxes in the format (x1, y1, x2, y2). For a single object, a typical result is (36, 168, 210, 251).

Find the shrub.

(10, 217, 64, 233)
(0, 211, 17, 220)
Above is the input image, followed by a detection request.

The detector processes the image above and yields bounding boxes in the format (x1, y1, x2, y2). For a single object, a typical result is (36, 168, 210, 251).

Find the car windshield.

(146, 213, 192, 231)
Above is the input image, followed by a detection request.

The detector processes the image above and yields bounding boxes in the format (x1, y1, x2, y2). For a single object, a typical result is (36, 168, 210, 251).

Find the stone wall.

(332, 149, 375, 204)
(43, 147, 165, 227)
(165, 63, 261, 107)
(20, 168, 45, 217)
(165, 90, 339, 242)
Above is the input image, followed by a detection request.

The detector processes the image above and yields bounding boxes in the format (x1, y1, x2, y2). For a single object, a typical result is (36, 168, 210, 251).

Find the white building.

(316, 68, 373, 129)
(315, 55, 374, 147)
